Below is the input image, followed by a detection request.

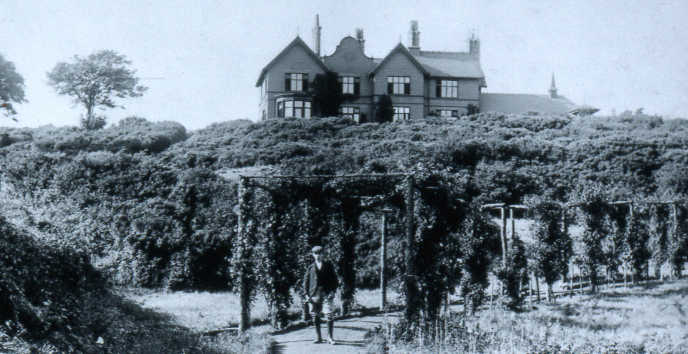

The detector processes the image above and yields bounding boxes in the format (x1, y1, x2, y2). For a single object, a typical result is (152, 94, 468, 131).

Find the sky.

(2, 0, 687, 130)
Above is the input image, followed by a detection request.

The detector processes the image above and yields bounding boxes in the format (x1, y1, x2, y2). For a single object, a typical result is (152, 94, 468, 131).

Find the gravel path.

(270, 312, 400, 354)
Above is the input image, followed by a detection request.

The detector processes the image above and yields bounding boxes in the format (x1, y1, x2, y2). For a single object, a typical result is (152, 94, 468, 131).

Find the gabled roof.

(371, 43, 429, 76)
(255, 36, 328, 87)
(480, 93, 579, 115)
(371, 43, 485, 85)
(413, 51, 485, 84)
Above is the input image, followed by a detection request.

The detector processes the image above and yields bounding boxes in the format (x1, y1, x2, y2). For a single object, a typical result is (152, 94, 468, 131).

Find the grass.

(373, 279, 688, 353)
(123, 287, 403, 332)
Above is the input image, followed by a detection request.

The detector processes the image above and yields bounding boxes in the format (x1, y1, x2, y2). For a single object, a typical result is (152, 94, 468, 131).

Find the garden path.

(269, 312, 400, 354)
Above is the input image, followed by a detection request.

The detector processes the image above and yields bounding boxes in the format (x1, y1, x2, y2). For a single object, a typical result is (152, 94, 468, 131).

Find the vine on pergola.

(232, 174, 411, 332)
(231, 169, 486, 337)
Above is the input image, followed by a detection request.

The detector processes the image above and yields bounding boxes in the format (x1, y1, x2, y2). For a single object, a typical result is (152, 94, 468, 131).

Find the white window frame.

(387, 76, 411, 95)
(393, 106, 410, 121)
(440, 80, 458, 98)
(277, 98, 311, 118)
(340, 106, 360, 122)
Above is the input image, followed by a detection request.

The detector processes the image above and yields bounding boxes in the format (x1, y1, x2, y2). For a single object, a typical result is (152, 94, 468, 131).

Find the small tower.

(312, 14, 322, 57)
(549, 73, 558, 99)
(355, 28, 365, 52)
(469, 33, 480, 59)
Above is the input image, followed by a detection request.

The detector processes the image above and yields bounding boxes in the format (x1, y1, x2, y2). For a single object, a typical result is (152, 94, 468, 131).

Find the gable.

(323, 37, 376, 75)
(256, 36, 328, 87)
(371, 43, 428, 77)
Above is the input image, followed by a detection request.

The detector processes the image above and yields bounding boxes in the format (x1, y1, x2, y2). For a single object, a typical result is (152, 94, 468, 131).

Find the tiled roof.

(480, 93, 578, 115)
(413, 51, 485, 81)
(372, 44, 485, 84)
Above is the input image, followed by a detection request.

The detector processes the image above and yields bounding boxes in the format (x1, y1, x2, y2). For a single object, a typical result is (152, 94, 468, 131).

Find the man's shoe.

(313, 338, 323, 344)
(327, 337, 336, 345)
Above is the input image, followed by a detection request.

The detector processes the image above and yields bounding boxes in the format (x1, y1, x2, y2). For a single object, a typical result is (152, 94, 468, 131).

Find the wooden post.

(535, 274, 540, 302)
(629, 202, 635, 285)
(237, 177, 250, 334)
(404, 175, 417, 323)
(672, 202, 678, 280)
(501, 207, 508, 267)
(510, 207, 516, 240)
(380, 211, 388, 311)
(569, 260, 574, 297)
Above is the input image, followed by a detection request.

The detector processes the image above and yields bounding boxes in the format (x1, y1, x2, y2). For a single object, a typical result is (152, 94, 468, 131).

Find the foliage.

(458, 208, 499, 315)
(495, 232, 528, 309)
(669, 203, 688, 277)
(648, 203, 671, 278)
(46, 50, 148, 129)
(528, 198, 572, 301)
(625, 203, 651, 281)
(311, 71, 343, 117)
(574, 185, 612, 293)
(1, 113, 688, 302)
(375, 94, 393, 123)
(0, 53, 27, 120)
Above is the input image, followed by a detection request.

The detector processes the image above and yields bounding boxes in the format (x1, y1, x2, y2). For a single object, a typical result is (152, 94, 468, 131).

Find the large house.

(256, 16, 593, 121)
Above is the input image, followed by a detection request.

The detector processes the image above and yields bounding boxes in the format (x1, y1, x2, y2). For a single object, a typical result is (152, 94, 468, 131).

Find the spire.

(312, 14, 322, 56)
(549, 73, 558, 99)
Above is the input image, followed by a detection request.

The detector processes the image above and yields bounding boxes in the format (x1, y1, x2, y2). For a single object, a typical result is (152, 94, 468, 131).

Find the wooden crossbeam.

(239, 173, 410, 179)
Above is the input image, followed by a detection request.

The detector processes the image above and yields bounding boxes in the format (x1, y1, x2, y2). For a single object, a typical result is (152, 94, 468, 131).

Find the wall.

(263, 44, 326, 117)
(372, 50, 426, 120)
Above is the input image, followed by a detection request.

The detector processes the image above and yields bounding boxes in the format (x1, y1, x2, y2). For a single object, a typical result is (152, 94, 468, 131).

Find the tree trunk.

(535, 275, 540, 302)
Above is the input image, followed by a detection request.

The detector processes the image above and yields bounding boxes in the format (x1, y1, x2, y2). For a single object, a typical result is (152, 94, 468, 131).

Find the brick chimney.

(355, 28, 365, 52)
(408, 20, 420, 54)
(469, 33, 480, 59)
(312, 14, 322, 56)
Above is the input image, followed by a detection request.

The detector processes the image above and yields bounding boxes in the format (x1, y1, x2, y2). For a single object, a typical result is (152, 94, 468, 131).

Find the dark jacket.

(303, 260, 338, 301)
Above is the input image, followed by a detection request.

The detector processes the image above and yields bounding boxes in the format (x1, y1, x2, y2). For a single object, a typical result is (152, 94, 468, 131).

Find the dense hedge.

(1, 113, 687, 291)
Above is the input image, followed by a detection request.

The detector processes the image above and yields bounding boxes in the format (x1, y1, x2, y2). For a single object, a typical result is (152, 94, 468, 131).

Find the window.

(339, 76, 360, 95)
(393, 106, 410, 121)
(277, 99, 311, 118)
(436, 80, 458, 98)
(440, 110, 457, 117)
(387, 76, 410, 95)
(285, 73, 308, 92)
(339, 106, 360, 122)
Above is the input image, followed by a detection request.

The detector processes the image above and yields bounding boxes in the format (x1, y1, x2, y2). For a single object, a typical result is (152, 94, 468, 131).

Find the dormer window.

(339, 76, 360, 95)
(387, 76, 410, 95)
(437, 80, 458, 98)
(285, 73, 308, 92)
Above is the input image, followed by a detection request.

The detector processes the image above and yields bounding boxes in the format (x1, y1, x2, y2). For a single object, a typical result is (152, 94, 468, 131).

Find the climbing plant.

(528, 198, 572, 302)
(574, 186, 612, 293)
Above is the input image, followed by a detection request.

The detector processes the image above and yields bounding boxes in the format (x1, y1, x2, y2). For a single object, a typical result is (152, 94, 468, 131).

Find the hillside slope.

(0, 113, 687, 291)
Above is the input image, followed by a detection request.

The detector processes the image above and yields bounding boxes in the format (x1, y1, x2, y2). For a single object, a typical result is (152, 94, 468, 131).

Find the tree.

(575, 186, 611, 293)
(47, 50, 147, 130)
(311, 71, 342, 117)
(0, 54, 27, 121)
(529, 199, 572, 302)
(375, 94, 393, 123)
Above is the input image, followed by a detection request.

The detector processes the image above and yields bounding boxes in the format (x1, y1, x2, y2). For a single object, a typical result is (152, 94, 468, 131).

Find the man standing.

(303, 245, 339, 344)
